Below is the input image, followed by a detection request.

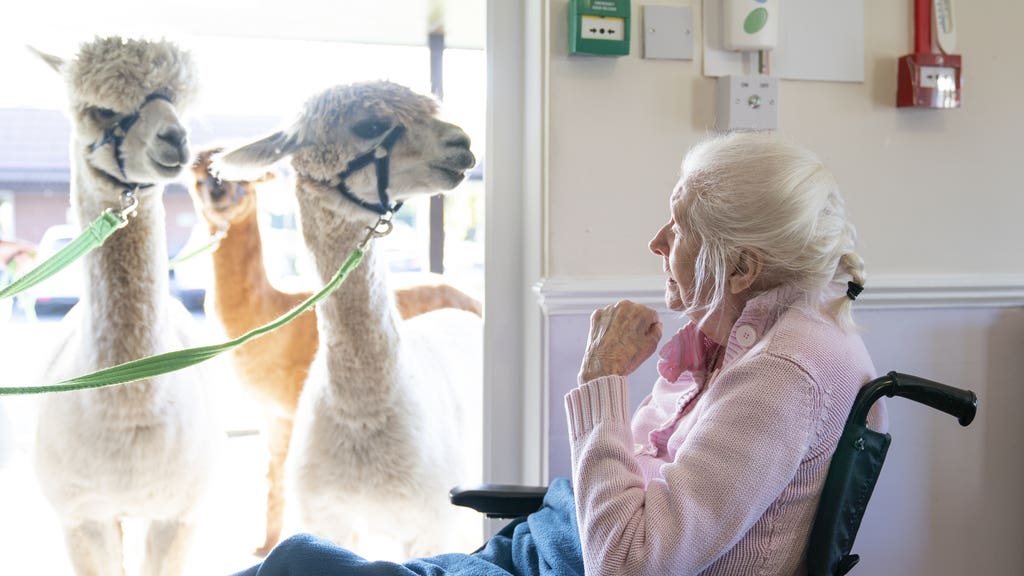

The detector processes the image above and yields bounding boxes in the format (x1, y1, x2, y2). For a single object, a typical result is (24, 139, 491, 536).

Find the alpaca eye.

(351, 118, 391, 140)
(92, 107, 119, 123)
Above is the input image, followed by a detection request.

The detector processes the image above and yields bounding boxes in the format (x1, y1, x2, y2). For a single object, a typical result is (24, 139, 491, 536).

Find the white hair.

(677, 131, 865, 332)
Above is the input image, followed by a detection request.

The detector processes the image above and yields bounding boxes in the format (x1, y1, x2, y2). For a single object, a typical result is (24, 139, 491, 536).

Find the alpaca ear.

(27, 45, 65, 73)
(212, 131, 303, 181)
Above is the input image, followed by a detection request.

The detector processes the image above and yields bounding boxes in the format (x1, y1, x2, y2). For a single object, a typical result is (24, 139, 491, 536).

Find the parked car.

(168, 226, 212, 314)
(26, 225, 81, 317)
(24, 224, 209, 318)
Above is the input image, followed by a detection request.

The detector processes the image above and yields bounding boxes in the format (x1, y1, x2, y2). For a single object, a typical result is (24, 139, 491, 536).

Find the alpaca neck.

(208, 208, 274, 338)
(72, 155, 171, 371)
(296, 178, 402, 408)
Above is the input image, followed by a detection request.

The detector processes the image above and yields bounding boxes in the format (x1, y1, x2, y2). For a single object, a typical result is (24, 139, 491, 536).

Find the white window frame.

(484, 0, 547, 486)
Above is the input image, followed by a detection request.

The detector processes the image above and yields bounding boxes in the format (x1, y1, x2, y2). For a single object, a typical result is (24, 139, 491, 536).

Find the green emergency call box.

(568, 0, 631, 56)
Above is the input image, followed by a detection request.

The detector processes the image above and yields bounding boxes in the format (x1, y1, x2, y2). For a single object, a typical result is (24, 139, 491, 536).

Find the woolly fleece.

(65, 36, 198, 114)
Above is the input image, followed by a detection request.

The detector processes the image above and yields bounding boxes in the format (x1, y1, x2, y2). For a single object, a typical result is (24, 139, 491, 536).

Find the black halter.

(89, 92, 171, 186)
(326, 124, 407, 216)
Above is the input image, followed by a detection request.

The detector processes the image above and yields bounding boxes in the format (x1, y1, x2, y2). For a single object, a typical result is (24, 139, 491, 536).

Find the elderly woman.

(230, 131, 884, 576)
(569, 131, 885, 575)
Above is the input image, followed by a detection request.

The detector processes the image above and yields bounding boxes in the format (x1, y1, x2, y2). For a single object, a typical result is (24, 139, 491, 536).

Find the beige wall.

(537, 3, 1024, 572)
(546, 0, 1024, 279)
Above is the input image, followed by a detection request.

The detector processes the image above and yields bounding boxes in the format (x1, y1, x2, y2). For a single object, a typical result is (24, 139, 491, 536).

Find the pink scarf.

(634, 324, 722, 460)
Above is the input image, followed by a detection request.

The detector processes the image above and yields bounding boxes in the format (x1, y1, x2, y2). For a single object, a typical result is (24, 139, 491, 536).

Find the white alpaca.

(218, 81, 482, 560)
(31, 38, 216, 576)
(187, 148, 483, 556)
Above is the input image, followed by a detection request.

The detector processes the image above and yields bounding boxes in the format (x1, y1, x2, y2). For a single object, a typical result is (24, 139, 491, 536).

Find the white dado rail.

(535, 274, 1024, 315)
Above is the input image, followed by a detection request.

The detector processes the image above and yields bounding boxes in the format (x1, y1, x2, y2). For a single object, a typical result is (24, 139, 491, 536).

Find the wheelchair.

(451, 371, 978, 576)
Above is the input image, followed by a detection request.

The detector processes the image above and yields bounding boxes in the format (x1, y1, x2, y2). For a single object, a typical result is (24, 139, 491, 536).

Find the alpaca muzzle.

(324, 123, 408, 216)
(90, 92, 176, 183)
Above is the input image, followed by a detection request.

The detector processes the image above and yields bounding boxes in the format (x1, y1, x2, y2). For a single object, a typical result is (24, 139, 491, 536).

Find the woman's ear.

(729, 249, 763, 294)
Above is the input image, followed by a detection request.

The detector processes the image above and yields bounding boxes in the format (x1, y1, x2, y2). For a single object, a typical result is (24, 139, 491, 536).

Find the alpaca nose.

(159, 125, 187, 148)
(440, 128, 475, 170)
(444, 132, 471, 150)
(159, 126, 189, 161)
(205, 175, 232, 202)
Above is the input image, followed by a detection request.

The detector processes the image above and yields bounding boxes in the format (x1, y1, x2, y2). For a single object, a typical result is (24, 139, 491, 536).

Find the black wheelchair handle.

(851, 371, 977, 427)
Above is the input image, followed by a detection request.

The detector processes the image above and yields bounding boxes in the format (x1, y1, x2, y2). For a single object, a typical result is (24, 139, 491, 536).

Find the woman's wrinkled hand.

(578, 300, 663, 384)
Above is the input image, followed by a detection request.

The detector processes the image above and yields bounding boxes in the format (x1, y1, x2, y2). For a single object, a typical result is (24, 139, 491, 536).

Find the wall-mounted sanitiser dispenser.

(722, 0, 779, 51)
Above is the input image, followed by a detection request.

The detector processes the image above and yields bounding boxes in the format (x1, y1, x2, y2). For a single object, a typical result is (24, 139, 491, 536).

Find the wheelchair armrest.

(449, 484, 548, 519)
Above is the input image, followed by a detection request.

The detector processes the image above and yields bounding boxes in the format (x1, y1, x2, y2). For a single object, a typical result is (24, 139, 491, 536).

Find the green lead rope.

(0, 210, 125, 301)
(0, 246, 365, 395)
(167, 224, 229, 271)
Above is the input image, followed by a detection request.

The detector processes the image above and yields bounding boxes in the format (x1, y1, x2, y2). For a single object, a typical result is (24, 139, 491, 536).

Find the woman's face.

(649, 182, 699, 312)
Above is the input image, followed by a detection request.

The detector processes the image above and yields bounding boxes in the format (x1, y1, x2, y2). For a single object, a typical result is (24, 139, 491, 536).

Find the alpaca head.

(34, 37, 198, 193)
(216, 81, 475, 217)
(188, 147, 270, 227)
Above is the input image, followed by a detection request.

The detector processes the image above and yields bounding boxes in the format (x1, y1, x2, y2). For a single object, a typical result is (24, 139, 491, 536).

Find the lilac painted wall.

(545, 305, 1024, 575)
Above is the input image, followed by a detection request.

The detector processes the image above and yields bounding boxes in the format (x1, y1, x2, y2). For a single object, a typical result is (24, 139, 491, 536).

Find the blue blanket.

(231, 477, 583, 576)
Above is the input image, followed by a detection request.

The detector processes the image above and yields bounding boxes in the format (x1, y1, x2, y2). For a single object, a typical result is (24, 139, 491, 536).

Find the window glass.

(0, 23, 485, 572)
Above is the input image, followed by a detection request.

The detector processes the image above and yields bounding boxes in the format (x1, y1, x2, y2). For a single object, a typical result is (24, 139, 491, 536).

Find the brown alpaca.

(187, 148, 481, 555)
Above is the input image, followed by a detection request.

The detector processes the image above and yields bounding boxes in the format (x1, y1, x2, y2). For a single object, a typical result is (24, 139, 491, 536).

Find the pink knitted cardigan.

(564, 286, 886, 576)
